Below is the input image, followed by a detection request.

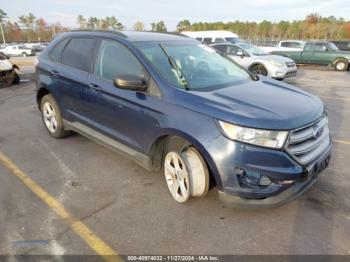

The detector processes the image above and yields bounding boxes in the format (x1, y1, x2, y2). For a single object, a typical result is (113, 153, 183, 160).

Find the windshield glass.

(237, 43, 268, 55)
(134, 41, 250, 91)
(328, 42, 339, 51)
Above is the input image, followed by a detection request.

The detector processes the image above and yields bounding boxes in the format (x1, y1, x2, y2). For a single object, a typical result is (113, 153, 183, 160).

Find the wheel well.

(36, 87, 50, 110)
(332, 57, 348, 66)
(249, 63, 266, 71)
(149, 135, 217, 188)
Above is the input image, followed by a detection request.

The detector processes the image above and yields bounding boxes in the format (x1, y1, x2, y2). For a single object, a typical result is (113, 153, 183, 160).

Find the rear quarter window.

(61, 37, 96, 72)
(49, 38, 70, 62)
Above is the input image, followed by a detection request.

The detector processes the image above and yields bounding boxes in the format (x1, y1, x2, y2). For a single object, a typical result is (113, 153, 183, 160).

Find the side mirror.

(236, 50, 244, 58)
(114, 74, 147, 92)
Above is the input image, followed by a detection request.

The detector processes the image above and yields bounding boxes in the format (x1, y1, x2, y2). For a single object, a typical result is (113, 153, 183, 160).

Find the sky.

(2, 0, 350, 31)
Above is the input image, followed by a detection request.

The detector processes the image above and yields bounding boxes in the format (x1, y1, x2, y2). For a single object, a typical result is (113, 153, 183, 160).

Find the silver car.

(211, 42, 297, 80)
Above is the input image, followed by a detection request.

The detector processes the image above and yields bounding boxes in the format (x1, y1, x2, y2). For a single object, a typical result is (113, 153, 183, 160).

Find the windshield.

(328, 42, 339, 51)
(237, 43, 268, 55)
(134, 41, 250, 91)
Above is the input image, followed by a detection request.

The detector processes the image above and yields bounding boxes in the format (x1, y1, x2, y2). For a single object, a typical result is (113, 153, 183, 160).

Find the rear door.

(55, 37, 97, 122)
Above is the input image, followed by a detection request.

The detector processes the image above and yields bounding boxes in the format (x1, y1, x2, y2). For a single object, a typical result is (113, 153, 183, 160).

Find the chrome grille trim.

(286, 116, 330, 166)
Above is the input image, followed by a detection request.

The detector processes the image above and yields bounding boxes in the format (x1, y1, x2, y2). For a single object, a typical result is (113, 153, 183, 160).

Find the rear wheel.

(163, 137, 209, 203)
(334, 59, 348, 71)
(21, 52, 27, 57)
(250, 64, 268, 76)
(40, 94, 71, 138)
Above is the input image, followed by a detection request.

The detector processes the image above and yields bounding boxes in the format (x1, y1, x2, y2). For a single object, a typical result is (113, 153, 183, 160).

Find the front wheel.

(21, 52, 27, 57)
(250, 64, 268, 76)
(334, 59, 348, 71)
(164, 140, 209, 203)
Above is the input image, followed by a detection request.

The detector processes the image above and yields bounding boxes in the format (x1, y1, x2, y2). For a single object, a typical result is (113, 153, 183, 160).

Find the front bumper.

(270, 66, 297, 79)
(216, 141, 332, 208)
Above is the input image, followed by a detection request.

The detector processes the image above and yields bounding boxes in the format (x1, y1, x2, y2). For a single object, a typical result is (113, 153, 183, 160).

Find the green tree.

(151, 21, 167, 32)
(87, 17, 98, 29)
(176, 19, 191, 32)
(77, 15, 87, 28)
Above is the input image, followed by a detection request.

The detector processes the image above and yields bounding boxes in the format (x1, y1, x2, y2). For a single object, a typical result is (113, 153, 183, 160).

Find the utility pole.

(0, 21, 5, 44)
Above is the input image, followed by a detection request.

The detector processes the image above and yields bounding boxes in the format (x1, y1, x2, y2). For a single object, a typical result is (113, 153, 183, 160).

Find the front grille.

(286, 116, 330, 166)
(285, 70, 297, 78)
(285, 62, 296, 68)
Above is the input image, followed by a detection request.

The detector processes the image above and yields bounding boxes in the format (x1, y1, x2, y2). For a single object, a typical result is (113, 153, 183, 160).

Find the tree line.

(0, 9, 349, 44)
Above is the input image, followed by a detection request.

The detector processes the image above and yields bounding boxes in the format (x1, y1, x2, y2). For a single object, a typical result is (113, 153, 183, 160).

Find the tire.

(12, 73, 20, 85)
(40, 94, 71, 138)
(163, 137, 209, 203)
(250, 64, 268, 76)
(21, 52, 27, 57)
(334, 59, 348, 71)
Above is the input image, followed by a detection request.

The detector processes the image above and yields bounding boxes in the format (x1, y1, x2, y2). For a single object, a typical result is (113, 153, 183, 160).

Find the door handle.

(50, 70, 60, 77)
(88, 83, 102, 93)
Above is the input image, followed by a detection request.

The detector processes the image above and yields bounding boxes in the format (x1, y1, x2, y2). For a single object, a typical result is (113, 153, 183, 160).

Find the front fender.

(149, 128, 223, 189)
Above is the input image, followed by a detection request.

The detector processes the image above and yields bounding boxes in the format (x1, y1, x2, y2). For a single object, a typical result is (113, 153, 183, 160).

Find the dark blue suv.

(36, 31, 332, 208)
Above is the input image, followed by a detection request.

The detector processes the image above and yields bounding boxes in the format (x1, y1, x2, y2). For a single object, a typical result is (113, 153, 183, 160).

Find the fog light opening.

(236, 168, 272, 188)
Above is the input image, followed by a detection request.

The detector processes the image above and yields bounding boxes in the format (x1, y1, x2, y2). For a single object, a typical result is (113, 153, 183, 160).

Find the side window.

(292, 42, 303, 48)
(304, 43, 313, 51)
(95, 39, 143, 81)
(226, 45, 240, 55)
(281, 42, 290, 47)
(203, 38, 212, 44)
(314, 43, 327, 52)
(61, 37, 96, 72)
(49, 38, 70, 63)
(213, 44, 227, 53)
(214, 38, 225, 43)
(195, 37, 203, 42)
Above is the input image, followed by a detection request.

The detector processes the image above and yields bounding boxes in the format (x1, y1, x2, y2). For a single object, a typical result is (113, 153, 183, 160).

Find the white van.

(181, 30, 240, 44)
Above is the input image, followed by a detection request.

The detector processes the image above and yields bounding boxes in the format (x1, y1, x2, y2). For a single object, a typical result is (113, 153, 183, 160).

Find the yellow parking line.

(333, 139, 350, 145)
(318, 95, 350, 101)
(0, 150, 122, 262)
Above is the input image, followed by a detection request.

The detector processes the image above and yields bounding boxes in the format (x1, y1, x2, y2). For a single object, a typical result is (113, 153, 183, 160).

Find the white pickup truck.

(259, 40, 306, 53)
(0, 44, 35, 57)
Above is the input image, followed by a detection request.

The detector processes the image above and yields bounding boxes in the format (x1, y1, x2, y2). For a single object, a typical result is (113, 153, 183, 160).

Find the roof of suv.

(64, 30, 191, 42)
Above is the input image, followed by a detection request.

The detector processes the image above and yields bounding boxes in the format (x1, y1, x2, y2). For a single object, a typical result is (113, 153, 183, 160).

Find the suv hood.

(176, 77, 324, 130)
(252, 54, 294, 63)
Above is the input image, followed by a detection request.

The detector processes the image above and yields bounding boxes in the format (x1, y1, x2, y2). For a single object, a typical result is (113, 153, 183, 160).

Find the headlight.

(218, 120, 288, 149)
(269, 60, 284, 67)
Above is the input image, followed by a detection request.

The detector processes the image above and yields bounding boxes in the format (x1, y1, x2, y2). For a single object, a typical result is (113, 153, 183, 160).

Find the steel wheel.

(335, 61, 346, 71)
(164, 152, 190, 203)
(42, 102, 58, 133)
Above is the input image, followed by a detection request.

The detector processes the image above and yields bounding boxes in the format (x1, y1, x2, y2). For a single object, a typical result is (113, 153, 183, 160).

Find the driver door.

(312, 43, 334, 65)
(226, 45, 251, 69)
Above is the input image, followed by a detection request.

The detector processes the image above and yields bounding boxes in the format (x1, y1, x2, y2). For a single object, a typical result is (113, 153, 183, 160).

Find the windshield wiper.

(159, 44, 190, 90)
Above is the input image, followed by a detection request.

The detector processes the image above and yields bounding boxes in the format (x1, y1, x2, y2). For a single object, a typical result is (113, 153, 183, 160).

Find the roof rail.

(69, 29, 127, 38)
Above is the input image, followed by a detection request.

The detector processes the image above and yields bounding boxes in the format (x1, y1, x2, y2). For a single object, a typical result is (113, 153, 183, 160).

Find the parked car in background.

(0, 52, 20, 87)
(0, 44, 35, 57)
(211, 42, 297, 80)
(331, 40, 350, 51)
(36, 30, 331, 208)
(259, 40, 306, 53)
(181, 30, 240, 44)
(273, 41, 350, 71)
